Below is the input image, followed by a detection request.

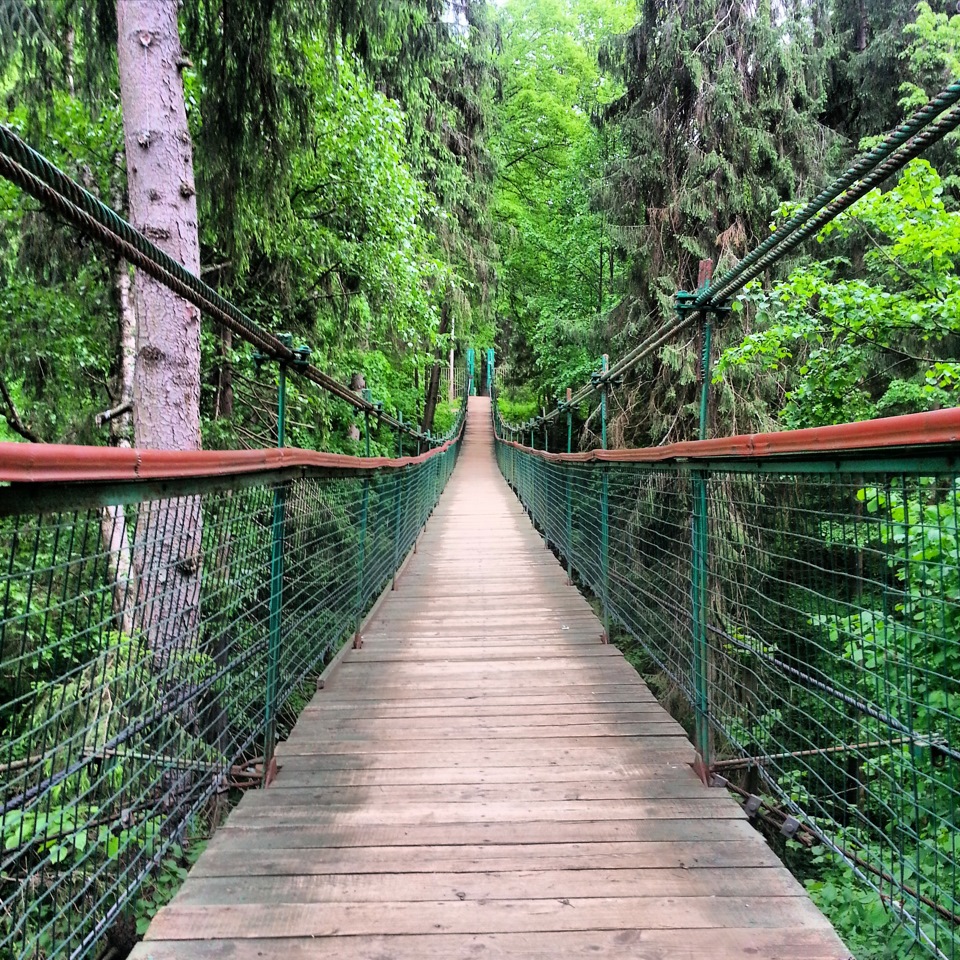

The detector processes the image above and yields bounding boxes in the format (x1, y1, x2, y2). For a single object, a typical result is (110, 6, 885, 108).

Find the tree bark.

(422, 303, 452, 435)
(117, 0, 201, 451)
(116, 0, 203, 672)
(349, 372, 365, 442)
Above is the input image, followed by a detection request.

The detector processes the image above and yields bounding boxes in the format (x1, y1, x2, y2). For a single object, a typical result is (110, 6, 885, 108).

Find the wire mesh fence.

(496, 426, 960, 960)
(0, 433, 460, 958)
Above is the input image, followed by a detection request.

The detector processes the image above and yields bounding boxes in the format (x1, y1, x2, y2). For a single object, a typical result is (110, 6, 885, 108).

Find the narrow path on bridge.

(132, 397, 847, 960)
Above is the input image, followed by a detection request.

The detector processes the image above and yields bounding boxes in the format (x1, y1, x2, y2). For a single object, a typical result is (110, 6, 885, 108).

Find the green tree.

(597, 0, 831, 445)
(716, 160, 960, 428)
(491, 0, 631, 416)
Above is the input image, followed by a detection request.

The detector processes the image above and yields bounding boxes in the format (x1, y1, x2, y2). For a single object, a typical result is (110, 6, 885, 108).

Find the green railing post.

(263, 334, 291, 786)
(354, 471, 370, 648)
(600, 353, 608, 451)
(565, 388, 573, 584)
(697, 260, 714, 442)
(692, 260, 715, 775)
(691, 468, 712, 773)
(600, 354, 610, 642)
(397, 411, 404, 457)
(361, 388, 372, 457)
(392, 466, 405, 590)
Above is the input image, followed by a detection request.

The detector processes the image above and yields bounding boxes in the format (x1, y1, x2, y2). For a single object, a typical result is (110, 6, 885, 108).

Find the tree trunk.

(116, 0, 203, 672)
(349, 372, 365, 442)
(213, 327, 234, 421)
(422, 304, 452, 435)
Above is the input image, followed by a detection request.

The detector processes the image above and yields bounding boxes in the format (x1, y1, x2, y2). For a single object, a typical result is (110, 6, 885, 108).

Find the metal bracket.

(253, 333, 311, 375)
(291, 344, 311, 369)
(743, 794, 763, 817)
(675, 289, 732, 320)
(780, 815, 801, 839)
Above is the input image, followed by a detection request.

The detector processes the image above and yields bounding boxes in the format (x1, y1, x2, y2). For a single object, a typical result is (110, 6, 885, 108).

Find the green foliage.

(491, 0, 631, 406)
(806, 863, 918, 960)
(594, 0, 831, 444)
(496, 385, 538, 426)
(0, 92, 125, 443)
(716, 160, 960, 428)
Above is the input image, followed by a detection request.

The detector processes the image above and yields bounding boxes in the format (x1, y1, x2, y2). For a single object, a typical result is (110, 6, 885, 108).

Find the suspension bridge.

(1, 82, 959, 960)
(119, 396, 848, 958)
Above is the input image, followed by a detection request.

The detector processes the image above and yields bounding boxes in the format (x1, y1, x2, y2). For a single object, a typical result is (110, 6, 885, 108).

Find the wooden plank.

(288, 715, 684, 735)
(270, 757, 702, 788)
(276, 735, 696, 755)
(240, 779, 712, 806)
(171, 867, 807, 905)
(130, 928, 856, 960)
(284, 722, 688, 743)
(225, 798, 746, 827)
(307, 688, 659, 706)
(299, 703, 667, 719)
(343, 646, 618, 662)
(190, 840, 787, 879)
(212, 818, 766, 849)
(146, 896, 836, 940)
(272, 746, 697, 768)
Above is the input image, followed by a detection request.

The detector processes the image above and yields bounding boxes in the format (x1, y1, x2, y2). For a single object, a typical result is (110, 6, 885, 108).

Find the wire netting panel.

(497, 439, 959, 959)
(0, 444, 458, 959)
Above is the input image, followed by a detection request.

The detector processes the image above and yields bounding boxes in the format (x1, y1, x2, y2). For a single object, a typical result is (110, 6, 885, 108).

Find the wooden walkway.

(132, 397, 848, 960)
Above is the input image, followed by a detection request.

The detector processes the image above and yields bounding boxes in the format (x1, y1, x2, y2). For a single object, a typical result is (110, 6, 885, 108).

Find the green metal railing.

(0, 412, 462, 958)
(496, 408, 960, 960)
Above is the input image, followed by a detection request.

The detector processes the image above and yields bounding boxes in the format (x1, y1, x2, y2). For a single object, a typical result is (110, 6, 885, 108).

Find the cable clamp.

(675, 289, 732, 319)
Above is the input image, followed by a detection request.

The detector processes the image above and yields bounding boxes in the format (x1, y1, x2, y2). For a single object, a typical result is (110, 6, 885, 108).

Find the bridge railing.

(0, 414, 463, 959)
(495, 409, 960, 960)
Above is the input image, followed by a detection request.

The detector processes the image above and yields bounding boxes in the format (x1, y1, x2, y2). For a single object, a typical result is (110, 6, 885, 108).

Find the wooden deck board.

(133, 396, 848, 960)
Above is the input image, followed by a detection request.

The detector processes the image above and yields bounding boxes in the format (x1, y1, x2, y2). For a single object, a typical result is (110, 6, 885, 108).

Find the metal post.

(449, 317, 456, 403)
(692, 468, 711, 775)
(697, 260, 714, 442)
(600, 353, 608, 451)
(566, 388, 573, 585)
(692, 260, 715, 775)
(354, 473, 370, 648)
(263, 348, 288, 786)
(398, 411, 404, 457)
(600, 355, 610, 641)
(362, 388, 372, 457)
(392, 466, 405, 590)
